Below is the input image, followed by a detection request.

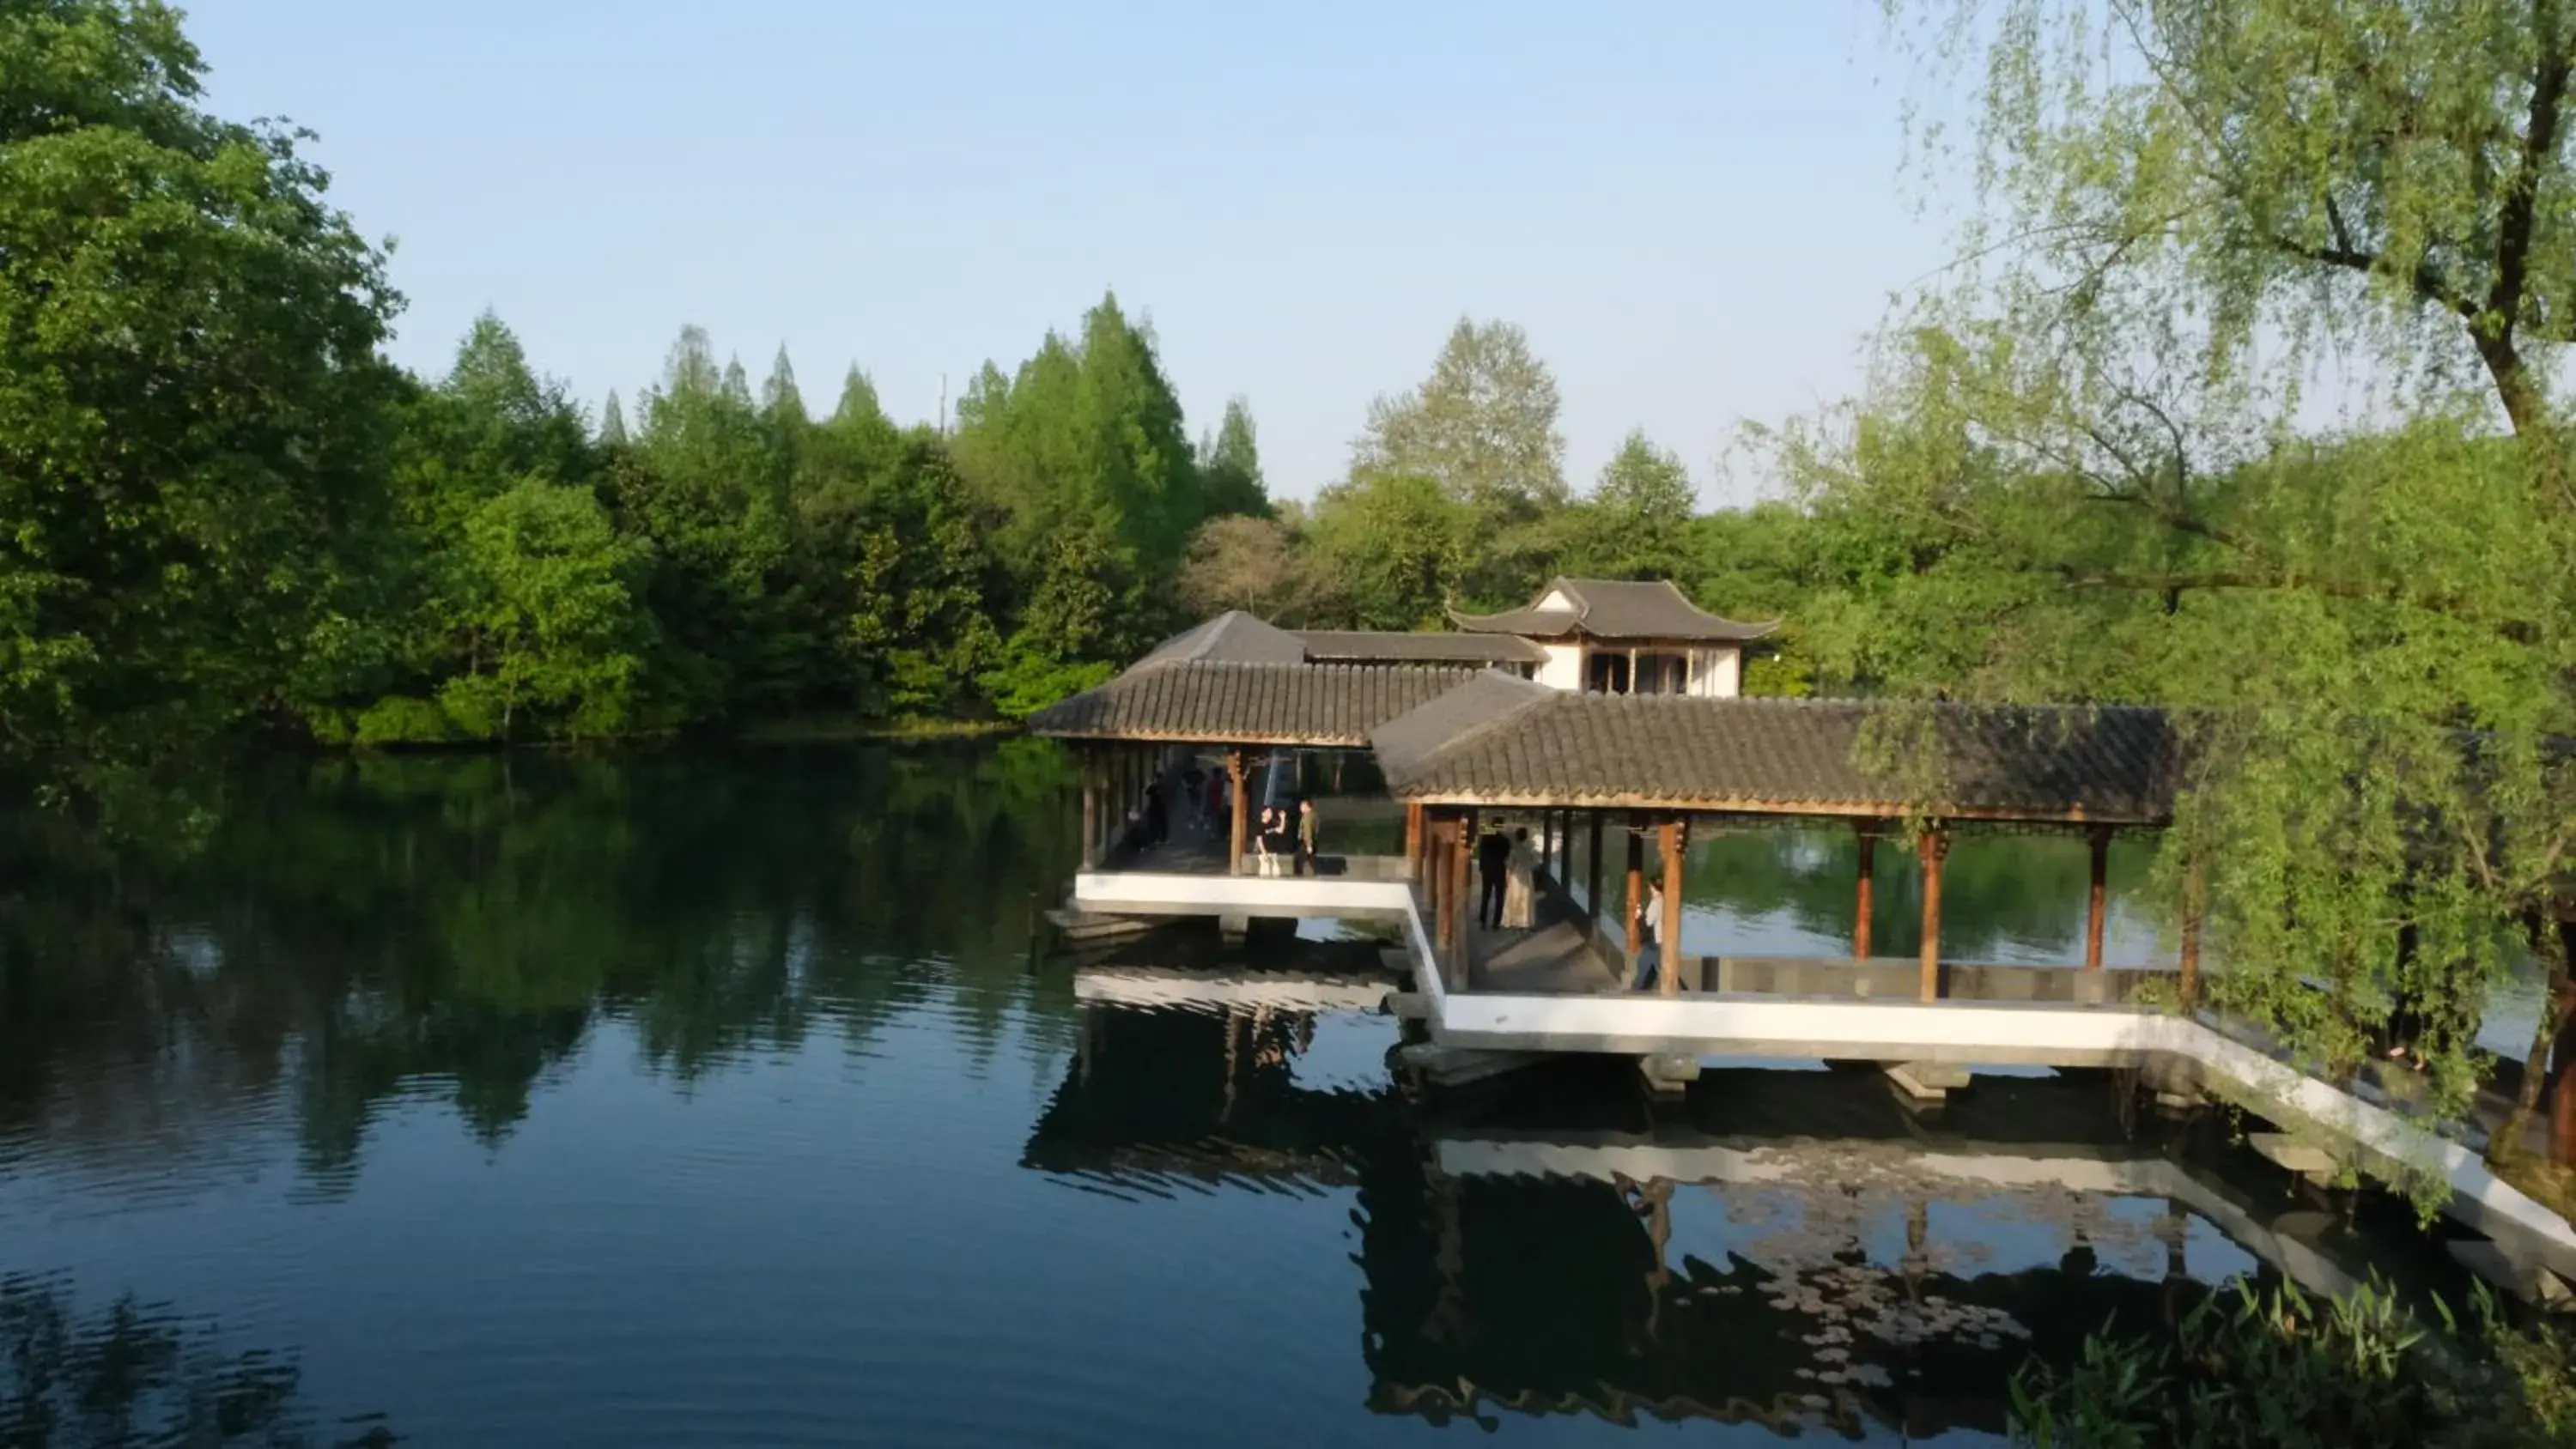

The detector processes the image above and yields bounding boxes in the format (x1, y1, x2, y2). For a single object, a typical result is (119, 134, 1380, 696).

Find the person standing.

(1476, 827, 1513, 929)
(1297, 799, 1319, 876)
(1631, 878, 1665, 991)
(1503, 828, 1537, 930)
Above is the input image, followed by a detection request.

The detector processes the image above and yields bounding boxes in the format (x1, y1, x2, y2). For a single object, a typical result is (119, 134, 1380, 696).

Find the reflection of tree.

(0, 1273, 395, 1447)
(0, 740, 1083, 1187)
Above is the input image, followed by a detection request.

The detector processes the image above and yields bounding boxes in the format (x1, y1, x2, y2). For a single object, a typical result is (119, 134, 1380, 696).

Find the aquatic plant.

(2007, 1280, 2576, 1447)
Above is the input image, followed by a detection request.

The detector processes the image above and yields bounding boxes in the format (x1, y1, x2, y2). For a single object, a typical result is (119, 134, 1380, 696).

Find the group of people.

(1252, 799, 1318, 876)
(1473, 821, 1668, 991)
(1133, 758, 1323, 876)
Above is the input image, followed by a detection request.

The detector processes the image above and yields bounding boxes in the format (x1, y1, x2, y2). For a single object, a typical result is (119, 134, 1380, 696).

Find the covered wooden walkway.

(1030, 613, 2576, 1262)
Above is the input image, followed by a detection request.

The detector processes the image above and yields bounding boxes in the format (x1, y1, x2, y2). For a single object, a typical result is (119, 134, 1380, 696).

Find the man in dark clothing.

(1144, 783, 1168, 846)
(1477, 828, 1513, 929)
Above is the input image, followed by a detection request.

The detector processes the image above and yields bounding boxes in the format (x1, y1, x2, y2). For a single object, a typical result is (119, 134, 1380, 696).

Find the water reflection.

(0, 746, 2487, 1444)
(0, 744, 1084, 1193)
(1026, 971, 2458, 1439)
(0, 1271, 396, 1447)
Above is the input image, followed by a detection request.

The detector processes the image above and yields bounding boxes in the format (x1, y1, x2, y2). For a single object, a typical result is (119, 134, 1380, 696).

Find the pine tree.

(599, 391, 629, 447)
(759, 345, 804, 421)
(1199, 397, 1269, 518)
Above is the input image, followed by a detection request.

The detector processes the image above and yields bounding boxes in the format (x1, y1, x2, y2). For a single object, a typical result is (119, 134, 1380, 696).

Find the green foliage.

(1832, 0, 2576, 1147)
(1354, 317, 1567, 518)
(434, 481, 652, 741)
(1304, 471, 1470, 629)
(1561, 428, 1697, 580)
(2008, 1281, 2576, 1448)
(0, 0, 402, 793)
(1199, 397, 1270, 518)
(948, 293, 1204, 610)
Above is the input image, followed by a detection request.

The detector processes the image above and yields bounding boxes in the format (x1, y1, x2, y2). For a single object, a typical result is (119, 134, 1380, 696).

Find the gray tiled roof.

(1370, 682, 2178, 822)
(1026, 661, 1484, 745)
(1450, 578, 1777, 643)
(1292, 630, 1549, 665)
(1137, 610, 1309, 667)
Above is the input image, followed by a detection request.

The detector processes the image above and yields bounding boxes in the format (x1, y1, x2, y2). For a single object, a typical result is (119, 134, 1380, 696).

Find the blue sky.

(190, 1, 1958, 506)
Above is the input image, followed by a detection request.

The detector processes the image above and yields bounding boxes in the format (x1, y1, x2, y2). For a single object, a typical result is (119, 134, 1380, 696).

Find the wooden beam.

(1403, 801, 1425, 879)
(1917, 826, 1948, 1003)
(1433, 818, 1449, 937)
(1586, 812, 1605, 925)
(1390, 791, 2164, 828)
(1448, 820, 1472, 987)
(1659, 819, 1685, 997)
(2084, 826, 2111, 971)
(1853, 822, 1876, 960)
(1227, 749, 1249, 876)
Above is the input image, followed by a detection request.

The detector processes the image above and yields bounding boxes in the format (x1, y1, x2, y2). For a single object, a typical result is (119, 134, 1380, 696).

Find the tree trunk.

(2488, 912, 2574, 1167)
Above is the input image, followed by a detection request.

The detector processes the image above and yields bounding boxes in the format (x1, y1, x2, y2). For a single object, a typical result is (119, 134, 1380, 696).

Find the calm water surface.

(0, 745, 2483, 1446)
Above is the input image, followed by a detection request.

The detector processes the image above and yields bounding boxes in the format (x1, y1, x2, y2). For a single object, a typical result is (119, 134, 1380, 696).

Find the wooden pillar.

(1403, 801, 1424, 877)
(2084, 826, 2111, 971)
(1587, 812, 1605, 925)
(1429, 820, 1451, 946)
(1853, 822, 1877, 961)
(1659, 819, 1685, 997)
(1448, 821, 1472, 985)
(1625, 815, 1647, 957)
(1227, 749, 1249, 875)
(1080, 771, 1100, 870)
(1917, 826, 1948, 1003)
(2178, 856, 2204, 1008)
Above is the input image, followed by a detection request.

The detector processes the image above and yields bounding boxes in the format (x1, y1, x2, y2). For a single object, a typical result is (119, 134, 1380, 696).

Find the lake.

(0, 744, 2490, 1446)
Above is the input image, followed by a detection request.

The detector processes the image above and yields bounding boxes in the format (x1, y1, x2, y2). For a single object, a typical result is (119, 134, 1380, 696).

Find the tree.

(619, 325, 804, 721)
(1771, 323, 2576, 1158)
(1305, 472, 1470, 629)
(979, 522, 1133, 717)
(948, 292, 1205, 630)
(0, 0, 403, 804)
(430, 481, 653, 742)
(1199, 397, 1271, 518)
(1352, 318, 1567, 520)
(1565, 428, 1695, 579)
(1176, 515, 1317, 621)
(599, 391, 629, 447)
(809, 430, 1000, 719)
(1868, 0, 2576, 1160)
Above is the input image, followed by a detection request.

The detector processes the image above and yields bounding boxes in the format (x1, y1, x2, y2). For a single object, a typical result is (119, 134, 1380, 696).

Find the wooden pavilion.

(1449, 577, 1778, 696)
(1365, 670, 2184, 1004)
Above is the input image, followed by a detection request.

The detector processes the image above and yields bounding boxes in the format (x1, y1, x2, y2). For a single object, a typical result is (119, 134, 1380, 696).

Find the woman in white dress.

(1502, 827, 1538, 930)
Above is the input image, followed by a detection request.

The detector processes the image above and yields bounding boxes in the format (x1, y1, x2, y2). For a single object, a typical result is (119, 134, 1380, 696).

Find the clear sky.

(188, 1, 1958, 506)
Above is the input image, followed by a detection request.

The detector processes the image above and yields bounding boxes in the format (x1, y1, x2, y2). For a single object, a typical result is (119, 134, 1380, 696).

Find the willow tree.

(1850, 0, 2576, 1156)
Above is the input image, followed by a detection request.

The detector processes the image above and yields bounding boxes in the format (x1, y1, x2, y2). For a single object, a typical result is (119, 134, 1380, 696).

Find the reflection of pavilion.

(1021, 995, 2407, 1436)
